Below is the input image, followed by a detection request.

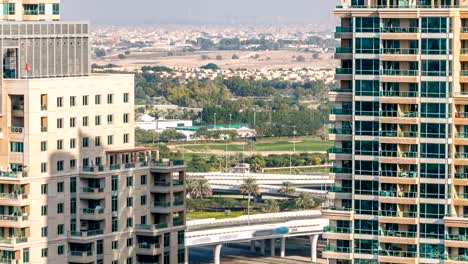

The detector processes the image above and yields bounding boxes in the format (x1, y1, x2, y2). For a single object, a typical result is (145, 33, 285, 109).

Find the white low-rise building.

(136, 114, 193, 131)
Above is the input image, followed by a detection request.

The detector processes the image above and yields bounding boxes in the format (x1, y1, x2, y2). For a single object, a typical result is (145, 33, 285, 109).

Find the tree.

(312, 53, 320, 59)
(240, 177, 260, 222)
(118, 54, 127, 59)
(201, 54, 210, 60)
(295, 192, 315, 210)
(159, 129, 186, 142)
(200, 63, 219, 70)
(262, 199, 280, 213)
(187, 178, 212, 199)
(95, 48, 106, 57)
(216, 55, 223, 60)
(296, 55, 306, 62)
(232, 54, 240, 60)
(124, 50, 131, 55)
(278, 181, 296, 196)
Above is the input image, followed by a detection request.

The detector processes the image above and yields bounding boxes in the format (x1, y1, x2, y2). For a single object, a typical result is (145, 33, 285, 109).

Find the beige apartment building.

(0, 1, 187, 264)
(325, 0, 468, 263)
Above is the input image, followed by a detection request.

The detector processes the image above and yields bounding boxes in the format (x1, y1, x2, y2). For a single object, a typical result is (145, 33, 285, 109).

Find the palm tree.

(240, 177, 260, 224)
(263, 199, 280, 213)
(278, 181, 296, 196)
(187, 178, 212, 199)
(295, 192, 315, 210)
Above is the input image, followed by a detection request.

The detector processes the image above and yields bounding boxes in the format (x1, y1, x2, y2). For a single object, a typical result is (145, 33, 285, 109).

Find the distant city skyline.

(62, 0, 337, 25)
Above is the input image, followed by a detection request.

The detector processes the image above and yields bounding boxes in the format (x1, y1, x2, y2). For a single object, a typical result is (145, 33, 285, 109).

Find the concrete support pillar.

(184, 247, 189, 264)
(310, 235, 319, 263)
(214, 244, 222, 264)
(280, 237, 286, 258)
(260, 240, 266, 256)
(270, 239, 276, 256)
(250, 240, 256, 253)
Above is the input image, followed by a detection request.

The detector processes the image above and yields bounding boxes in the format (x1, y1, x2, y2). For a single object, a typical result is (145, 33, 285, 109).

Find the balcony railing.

(329, 186, 352, 193)
(0, 193, 28, 200)
(138, 242, 160, 249)
(324, 245, 351, 253)
(380, 91, 418, 97)
(380, 131, 417, 138)
(447, 255, 468, 261)
(330, 167, 352, 174)
(380, 27, 418, 33)
(461, 70, 468, 76)
(335, 47, 352, 53)
(322, 206, 352, 211)
(330, 108, 352, 115)
(335, 68, 352, 74)
(10, 127, 23, 134)
(380, 150, 417, 158)
(445, 234, 468, 241)
(81, 187, 104, 193)
(0, 214, 28, 221)
(323, 226, 351, 233)
(329, 128, 352, 135)
(328, 147, 352, 154)
(153, 201, 171, 207)
(82, 208, 104, 214)
(380, 69, 418, 76)
(379, 191, 417, 198)
(379, 250, 417, 258)
(380, 171, 417, 178)
(70, 229, 104, 237)
(70, 251, 93, 257)
(380, 48, 418, 55)
(136, 223, 169, 230)
(456, 153, 468, 159)
(335, 26, 352, 33)
(379, 211, 417, 218)
(380, 230, 416, 238)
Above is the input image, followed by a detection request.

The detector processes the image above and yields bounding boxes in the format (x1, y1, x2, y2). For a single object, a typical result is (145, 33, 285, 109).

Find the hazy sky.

(62, 0, 338, 25)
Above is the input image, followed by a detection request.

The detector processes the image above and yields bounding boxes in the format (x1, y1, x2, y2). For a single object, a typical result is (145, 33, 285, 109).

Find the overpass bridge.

(185, 211, 328, 264)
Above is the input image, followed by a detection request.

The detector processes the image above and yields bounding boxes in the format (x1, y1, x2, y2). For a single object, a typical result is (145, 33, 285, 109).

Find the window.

(57, 245, 64, 255)
(140, 195, 147, 205)
(127, 257, 133, 264)
(123, 113, 129, 123)
(57, 140, 63, 150)
(41, 248, 48, 257)
(23, 248, 29, 263)
(127, 197, 133, 207)
(41, 205, 48, 216)
(95, 136, 101, 146)
(82, 158, 89, 168)
(70, 198, 76, 214)
(56, 97, 63, 107)
(127, 238, 133, 247)
(38, 3, 45, 15)
(127, 217, 133, 228)
(70, 138, 76, 149)
(41, 227, 48, 237)
(111, 175, 118, 191)
(56, 160, 64, 172)
(112, 241, 118, 249)
(82, 116, 88, 126)
(70, 177, 76, 193)
(41, 141, 47, 152)
(82, 137, 89, 148)
(164, 233, 170, 247)
(124, 93, 129, 103)
(112, 196, 118, 212)
(70, 159, 76, 168)
(95, 115, 101, 126)
(57, 224, 64, 235)
(41, 184, 48, 194)
(52, 3, 59, 15)
(57, 182, 64, 192)
(95, 95, 101, 104)
(82, 95, 89, 105)
(124, 133, 129, 144)
(70, 96, 76, 106)
(112, 217, 118, 232)
(97, 240, 103, 255)
(57, 203, 64, 214)
(140, 175, 147, 185)
(10, 142, 24, 153)
(178, 231, 185, 245)
(107, 94, 113, 104)
(41, 163, 47, 173)
(108, 135, 113, 145)
(57, 118, 63, 128)
(126, 176, 133, 187)
(70, 117, 76, 128)
(140, 215, 147, 225)
(107, 114, 113, 124)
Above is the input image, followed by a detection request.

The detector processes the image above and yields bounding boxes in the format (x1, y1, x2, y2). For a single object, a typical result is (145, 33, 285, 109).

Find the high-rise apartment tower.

(0, 1, 187, 263)
(324, 0, 468, 263)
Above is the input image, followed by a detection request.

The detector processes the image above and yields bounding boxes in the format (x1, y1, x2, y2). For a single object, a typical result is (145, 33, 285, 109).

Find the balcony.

(136, 243, 162, 256)
(80, 208, 105, 221)
(335, 68, 352, 80)
(329, 128, 352, 141)
(380, 48, 418, 61)
(150, 160, 186, 173)
(151, 180, 185, 193)
(80, 187, 105, 199)
(379, 171, 418, 184)
(379, 191, 418, 204)
(323, 226, 352, 240)
(379, 131, 418, 145)
(380, 69, 419, 83)
(379, 211, 417, 225)
(335, 26, 352, 38)
(323, 245, 352, 260)
(378, 250, 417, 263)
(329, 167, 352, 180)
(68, 230, 104, 242)
(135, 224, 169, 235)
(329, 88, 352, 102)
(329, 186, 352, 200)
(0, 214, 29, 228)
(335, 47, 352, 59)
(379, 230, 417, 244)
(330, 108, 352, 121)
(328, 147, 352, 160)
(68, 251, 94, 263)
(445, 234, 468, 248)
(0, 193, 28, 206)
(0, 237, 27, 247)
(455, 153, 468, 166)
(446, 254, 468, 263)
(379, 151, 418, 164)
(321, 206, 353, 220)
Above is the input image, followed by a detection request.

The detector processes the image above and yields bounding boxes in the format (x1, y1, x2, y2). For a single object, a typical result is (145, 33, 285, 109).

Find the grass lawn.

(178, 137, 332, 153)
(263, 167, 329, 174)
(187, 211, 260, 219)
